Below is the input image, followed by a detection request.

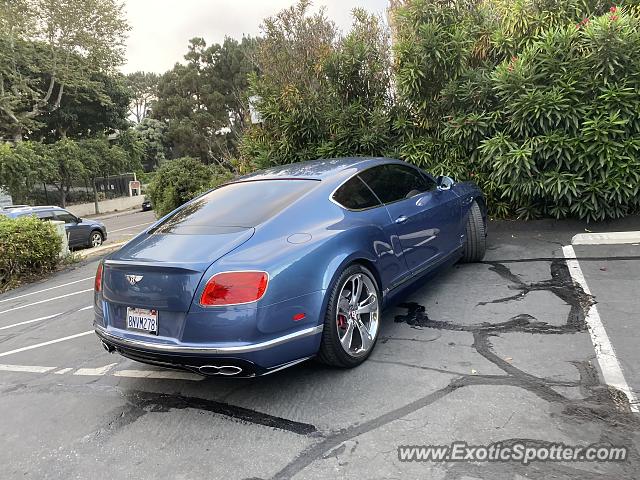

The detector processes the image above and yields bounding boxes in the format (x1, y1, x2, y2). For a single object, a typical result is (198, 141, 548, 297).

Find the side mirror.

(436, 175, 455, 191)
(76, 217, 82, 223)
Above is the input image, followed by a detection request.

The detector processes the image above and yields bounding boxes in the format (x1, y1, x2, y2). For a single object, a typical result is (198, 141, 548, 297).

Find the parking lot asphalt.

(1, 217, 639, 479)
(93, 209, 156, 247)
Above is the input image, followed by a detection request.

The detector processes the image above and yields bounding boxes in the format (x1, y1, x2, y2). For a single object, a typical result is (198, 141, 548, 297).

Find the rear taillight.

(200, 271, 268, 306)
(95, 262, 103, 292)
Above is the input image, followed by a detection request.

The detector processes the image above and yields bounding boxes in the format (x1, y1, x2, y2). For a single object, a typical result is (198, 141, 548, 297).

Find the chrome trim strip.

(329, 174, 384, 212)
(95, 324, 323, 354)
(262, 356, 314, 376)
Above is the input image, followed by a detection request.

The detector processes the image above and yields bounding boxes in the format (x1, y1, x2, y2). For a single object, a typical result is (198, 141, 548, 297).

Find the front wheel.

(460, 201, 486, 263)
(317, 264, 381, 368)
(89, 231, 103, 248)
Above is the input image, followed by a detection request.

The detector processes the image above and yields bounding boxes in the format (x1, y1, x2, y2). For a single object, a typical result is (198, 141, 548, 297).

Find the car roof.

(1, 206, 62, 215)
(2, 204, 30, 210)
(234, 157, 402, 182)
(12, 205, 60, 210)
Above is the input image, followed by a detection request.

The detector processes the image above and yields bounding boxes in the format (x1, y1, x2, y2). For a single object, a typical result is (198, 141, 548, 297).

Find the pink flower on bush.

(610, 6, 617, 13)
(576, 17, 590, 29)
(611, 14, 618, 21)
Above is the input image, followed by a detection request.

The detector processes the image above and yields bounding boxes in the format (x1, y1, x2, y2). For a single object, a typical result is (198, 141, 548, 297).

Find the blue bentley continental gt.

(94, 157, 487, 377)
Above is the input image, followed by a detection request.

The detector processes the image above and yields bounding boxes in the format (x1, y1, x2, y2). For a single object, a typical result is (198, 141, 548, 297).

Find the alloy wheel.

(91, 232, 103, 248)
(336, 273, 380, 358)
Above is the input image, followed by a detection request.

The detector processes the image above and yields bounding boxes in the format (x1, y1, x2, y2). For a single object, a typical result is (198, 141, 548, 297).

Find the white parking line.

(74, 363, 117, 376)
(54, 368, 73, 375)
(0, 306, 93, 331)
(0, 313, 61, 331)
(0, 289, 93, 315)
(563, 245, 639, 413)
(109, 222, 153, 233)
(0, 331, 93, 358)
(0, 277, 93, 304)
(0, 363, 203, 381)
(0, 364, 56, 373)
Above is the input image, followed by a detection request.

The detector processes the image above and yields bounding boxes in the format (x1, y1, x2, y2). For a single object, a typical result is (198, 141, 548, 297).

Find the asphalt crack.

(271, 258, 640, 479)
(93, 390, 320, 438)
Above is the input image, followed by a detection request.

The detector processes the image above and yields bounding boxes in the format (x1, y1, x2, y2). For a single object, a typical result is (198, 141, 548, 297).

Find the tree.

(0, 141, 53, 203)
(44, 139, 85, 208)
(135, 118, 168, 171)
(32, 71, 131, 141)
(0, 0, 129, 141)
(240, 1, 395, 169)
(78, 137, 130, 214)
(152, 37, 256, 165)
(126, 71, 159, 123)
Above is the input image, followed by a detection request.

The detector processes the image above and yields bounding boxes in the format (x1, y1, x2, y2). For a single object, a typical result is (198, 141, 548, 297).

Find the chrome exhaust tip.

(101, 340, 115, 353)
(198, 365, 243, 376)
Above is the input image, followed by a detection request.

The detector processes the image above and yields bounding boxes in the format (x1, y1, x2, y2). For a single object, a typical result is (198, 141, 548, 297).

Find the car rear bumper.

(95, 323, 322, 355)
(94, 323, 323, 377)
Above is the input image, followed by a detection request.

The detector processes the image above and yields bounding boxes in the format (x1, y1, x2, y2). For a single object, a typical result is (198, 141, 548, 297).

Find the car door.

(54, 210, 83, 246)
(332, 174, 411, 290)
(360, 164, 459, 274)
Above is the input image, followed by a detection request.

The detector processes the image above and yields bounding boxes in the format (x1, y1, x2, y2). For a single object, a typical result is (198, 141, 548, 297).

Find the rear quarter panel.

(188, 198, 403, 333)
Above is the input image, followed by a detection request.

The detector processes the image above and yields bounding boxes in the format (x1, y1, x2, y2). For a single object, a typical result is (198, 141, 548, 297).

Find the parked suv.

(1, 206, 107, 248)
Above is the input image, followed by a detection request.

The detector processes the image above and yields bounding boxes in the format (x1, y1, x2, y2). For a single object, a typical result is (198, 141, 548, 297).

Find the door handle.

(395, 215, 408, 224)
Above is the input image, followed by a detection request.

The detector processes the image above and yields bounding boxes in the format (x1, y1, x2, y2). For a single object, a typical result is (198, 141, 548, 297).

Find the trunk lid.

(103, 227, 254, 311)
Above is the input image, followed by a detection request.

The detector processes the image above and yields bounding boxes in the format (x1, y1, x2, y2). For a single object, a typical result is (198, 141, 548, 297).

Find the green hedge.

(445, 8, 640, 221)
(0, 216, 62, 292)
(240, 0, 640, 222)
(146, 158, 233, 217)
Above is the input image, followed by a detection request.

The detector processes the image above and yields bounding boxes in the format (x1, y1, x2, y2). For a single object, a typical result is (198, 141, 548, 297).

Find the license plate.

(126, 307, 158, 335)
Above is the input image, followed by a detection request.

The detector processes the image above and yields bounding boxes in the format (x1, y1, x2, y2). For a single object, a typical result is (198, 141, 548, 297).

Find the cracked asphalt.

(1, 214, 639, 480)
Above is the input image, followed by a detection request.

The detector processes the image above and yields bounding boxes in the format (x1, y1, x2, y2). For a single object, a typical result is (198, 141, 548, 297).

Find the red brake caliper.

(337, 314, 347, 330)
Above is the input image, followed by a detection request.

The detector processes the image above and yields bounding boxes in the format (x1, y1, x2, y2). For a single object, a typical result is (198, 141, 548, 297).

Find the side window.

(36, 211, 56, 221)
(54, 211, 77, 223)
(360, 164, 434, 204)
(420, 172, 438, 191)
(332, 176, 381, 210)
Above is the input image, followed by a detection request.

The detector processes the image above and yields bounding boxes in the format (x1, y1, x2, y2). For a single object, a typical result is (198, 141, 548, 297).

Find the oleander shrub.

(241, 1, 640, 221)
(445, 7, 640, 221)
(0, 216, 62, 292)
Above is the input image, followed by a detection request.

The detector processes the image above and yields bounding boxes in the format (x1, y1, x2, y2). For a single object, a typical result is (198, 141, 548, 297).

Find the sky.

(122, 0, 390, 74)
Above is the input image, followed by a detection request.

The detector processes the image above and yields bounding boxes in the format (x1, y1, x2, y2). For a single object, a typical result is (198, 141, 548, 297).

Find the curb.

(76, 241, 126, 259)
(572, 231, 640, 245)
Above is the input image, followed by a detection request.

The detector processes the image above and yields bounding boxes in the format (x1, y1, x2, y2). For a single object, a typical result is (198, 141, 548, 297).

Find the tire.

(317, 264, 381, 368)
(461, 201, 486, 263)
(89, 230, 103, 248)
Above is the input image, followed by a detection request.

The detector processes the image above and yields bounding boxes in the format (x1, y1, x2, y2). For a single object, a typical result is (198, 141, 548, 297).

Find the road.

(93, 209, 156, 247)
(0, 213, 639, 479)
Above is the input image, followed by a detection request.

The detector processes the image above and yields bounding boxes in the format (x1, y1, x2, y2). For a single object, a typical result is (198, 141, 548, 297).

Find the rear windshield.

(152, 179, 318, 234)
